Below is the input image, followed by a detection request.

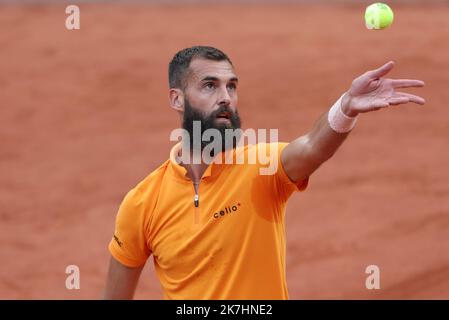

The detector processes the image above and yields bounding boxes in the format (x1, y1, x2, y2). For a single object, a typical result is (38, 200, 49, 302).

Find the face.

(179, 58, 242, 152)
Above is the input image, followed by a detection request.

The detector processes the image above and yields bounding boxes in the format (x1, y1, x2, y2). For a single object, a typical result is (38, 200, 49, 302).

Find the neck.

(184, 162, 209, 184)
(177, 145, 211, 183)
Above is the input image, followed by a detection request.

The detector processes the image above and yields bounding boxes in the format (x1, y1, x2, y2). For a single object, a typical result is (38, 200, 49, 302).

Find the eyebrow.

(200, 76, 239, 83)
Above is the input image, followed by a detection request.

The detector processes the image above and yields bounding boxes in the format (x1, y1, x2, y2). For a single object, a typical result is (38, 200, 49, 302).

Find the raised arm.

(282, 61, 425, 182)
(102, 256, 144, 300)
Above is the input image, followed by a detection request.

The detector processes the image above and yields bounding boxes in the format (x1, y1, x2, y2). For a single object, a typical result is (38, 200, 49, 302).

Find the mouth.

(216, 111, 231, 120)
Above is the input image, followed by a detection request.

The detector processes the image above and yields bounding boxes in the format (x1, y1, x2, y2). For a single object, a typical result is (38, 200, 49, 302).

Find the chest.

(148, 166, 282, 274)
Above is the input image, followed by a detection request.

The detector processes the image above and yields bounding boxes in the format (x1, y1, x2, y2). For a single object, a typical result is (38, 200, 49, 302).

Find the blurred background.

(1, 0, 448, 299)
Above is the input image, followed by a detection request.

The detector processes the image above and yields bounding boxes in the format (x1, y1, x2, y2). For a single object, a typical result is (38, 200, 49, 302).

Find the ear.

(169, 88, 184, 112)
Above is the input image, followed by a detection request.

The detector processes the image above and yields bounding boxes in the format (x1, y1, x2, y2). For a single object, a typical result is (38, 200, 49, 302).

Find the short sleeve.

(274, 142, 309, 202)
(108, 189, 151, 267)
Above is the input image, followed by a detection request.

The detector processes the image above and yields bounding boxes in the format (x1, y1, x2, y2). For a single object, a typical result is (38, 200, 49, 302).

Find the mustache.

(182, 98, 241, 130)
(209, 105, 236, 119)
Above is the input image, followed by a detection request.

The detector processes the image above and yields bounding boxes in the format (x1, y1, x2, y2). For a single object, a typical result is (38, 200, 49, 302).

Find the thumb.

(366, 61, 395, 80)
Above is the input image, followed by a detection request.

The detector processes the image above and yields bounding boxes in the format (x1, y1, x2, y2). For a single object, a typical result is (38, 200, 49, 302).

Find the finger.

(367, 61, 395, 79)
(392, 79, 425, 89)
(371, 99, 390, 109)
(388, 97, 410, 105)
(395, 92, 426, 105)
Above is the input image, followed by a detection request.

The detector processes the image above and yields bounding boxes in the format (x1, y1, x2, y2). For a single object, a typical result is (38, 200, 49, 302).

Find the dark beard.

(182, 98, 242, 154)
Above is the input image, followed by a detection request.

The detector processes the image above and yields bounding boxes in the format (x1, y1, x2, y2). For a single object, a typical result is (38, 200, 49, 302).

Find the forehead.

(187, 58, 237, 83)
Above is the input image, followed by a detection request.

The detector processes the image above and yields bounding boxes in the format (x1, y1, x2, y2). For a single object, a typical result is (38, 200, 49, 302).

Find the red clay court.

(1, 1, 448, 299)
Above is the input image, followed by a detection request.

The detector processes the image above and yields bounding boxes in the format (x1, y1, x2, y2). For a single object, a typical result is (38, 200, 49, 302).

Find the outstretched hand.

(341, 61, 426, 117)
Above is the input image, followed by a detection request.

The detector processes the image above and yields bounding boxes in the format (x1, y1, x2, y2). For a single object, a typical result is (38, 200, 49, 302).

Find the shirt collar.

(169, 143, 229, 181)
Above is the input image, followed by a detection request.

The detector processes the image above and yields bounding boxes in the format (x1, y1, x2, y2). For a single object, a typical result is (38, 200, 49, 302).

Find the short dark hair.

(168, 46, 233, 89)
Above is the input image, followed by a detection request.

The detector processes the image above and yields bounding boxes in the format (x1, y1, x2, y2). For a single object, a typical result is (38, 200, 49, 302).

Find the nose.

(217, 85, 231, 107)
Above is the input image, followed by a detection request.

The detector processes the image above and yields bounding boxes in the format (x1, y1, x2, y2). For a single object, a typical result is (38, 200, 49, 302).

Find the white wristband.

(328, 93, 358, 133)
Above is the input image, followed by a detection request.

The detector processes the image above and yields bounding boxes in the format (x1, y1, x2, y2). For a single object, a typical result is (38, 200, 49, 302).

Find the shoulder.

(234, 142, 287, 157)
(245, 142, 288, 152)
(120, 160, 171, 212)
(243, 142, 289, 165)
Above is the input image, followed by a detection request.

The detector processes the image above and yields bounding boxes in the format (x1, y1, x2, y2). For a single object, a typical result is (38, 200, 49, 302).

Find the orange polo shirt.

(109, 142, 308, 299)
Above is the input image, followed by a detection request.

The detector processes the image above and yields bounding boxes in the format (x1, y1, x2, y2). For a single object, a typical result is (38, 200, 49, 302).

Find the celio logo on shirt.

(213, 203, 241, 219)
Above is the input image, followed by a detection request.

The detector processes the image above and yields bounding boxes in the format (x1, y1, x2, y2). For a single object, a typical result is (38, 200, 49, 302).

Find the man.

(103, 46, 425, 299)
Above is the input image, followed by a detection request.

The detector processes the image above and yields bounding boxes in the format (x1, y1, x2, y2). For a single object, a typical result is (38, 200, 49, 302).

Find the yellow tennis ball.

(365, 3, 394, 30)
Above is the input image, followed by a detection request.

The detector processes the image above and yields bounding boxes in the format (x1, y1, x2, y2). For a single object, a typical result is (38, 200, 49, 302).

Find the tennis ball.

(365, 3, 394, 30)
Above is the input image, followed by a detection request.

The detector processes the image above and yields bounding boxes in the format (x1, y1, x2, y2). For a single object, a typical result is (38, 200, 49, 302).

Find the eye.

(204, 82, 215, 89)
(227, 83, 237, 90)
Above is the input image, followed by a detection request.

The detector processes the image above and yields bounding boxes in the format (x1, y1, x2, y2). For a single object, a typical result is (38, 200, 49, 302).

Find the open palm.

(345, 61, 425, 115)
